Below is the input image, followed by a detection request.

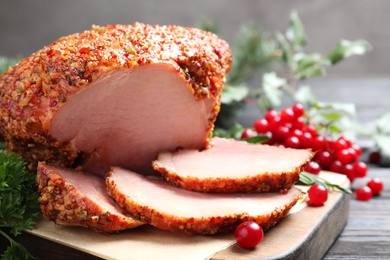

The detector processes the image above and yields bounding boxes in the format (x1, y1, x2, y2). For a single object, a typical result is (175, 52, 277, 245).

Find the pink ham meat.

(152, 137, 313, 193)
(106, 167, 302, 235)
(37, 162, 144, 233)
(0, 23, 232, 175)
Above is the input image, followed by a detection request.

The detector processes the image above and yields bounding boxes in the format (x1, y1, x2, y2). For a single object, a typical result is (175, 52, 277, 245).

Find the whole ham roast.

(0, 23, 232, 175)
(0, 23, 313, 235)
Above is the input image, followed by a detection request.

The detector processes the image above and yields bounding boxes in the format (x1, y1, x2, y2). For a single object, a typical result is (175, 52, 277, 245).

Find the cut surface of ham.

(0, 23, 231, 174)
(152, 137, 313, 193)
(106, 167, 302, 235)
(37, 162, 144, 233)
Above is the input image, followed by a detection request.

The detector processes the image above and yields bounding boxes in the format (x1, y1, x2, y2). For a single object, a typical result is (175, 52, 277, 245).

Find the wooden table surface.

(313, 76, 390, 259)
(1, 77, 390, 259)
(324, 165, 390, 259)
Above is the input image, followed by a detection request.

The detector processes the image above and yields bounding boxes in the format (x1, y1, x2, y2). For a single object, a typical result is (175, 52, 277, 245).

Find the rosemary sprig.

(298, 171, 352, 194)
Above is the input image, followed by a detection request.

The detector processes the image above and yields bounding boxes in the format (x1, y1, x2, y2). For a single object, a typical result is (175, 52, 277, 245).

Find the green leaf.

(213, 124, 245, 139)
(373, 134, 390, 158)
(314, 101, 356, 116)
(321, 112, 343, 121)
(293, 53, 329, 80)
(326, 40, 372, 65)
(276, 32, 293, 66)
(327, 123, 342, 135)
(243, 135, 269, 144)
(0, 230, 37, 260)
(227, 22, 279, 85)
(262, 72, 286, 107)
(375, 112, 390, 135)
(293, 85, 317, 105)
(337, 116, 371, 138)
(196, 18, 219, 35)
(220, 84, 249, 104)
(286, 10, 307, 50)
(0, 57, 21, 75)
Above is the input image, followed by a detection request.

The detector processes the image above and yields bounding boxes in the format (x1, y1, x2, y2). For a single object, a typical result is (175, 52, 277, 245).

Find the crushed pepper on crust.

(37, 162, 144, 233)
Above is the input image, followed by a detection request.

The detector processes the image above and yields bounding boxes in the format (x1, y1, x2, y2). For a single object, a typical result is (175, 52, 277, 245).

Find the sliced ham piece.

(37, 162, 144, 233)
(0, 23, 231, 174)
(106, 167, 302, 235)
(152, 137, 313, 193)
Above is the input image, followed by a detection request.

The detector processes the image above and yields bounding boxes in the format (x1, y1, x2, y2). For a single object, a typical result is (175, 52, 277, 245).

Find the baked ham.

(152, 137, 313, 193)
(37, 162, 144, 233)
(106, 167, 302, 235)
(0, 23, 232, 175)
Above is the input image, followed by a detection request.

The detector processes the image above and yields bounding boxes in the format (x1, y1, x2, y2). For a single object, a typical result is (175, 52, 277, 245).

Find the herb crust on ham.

(0, 23, 232, 174)
(37, 162, 144, 233)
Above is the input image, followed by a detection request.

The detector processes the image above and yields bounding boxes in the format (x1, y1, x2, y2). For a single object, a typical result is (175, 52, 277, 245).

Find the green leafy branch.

(298, 172, 352, 194)
(201, 11, 390, 160)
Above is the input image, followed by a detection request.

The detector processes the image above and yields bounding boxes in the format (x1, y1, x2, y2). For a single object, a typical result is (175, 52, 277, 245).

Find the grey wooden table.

(314, 77, 390, 259)
(325, 165, 390, 259)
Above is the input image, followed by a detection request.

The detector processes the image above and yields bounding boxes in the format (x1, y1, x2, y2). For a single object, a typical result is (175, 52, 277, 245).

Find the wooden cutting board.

(15, 172, 350, 260)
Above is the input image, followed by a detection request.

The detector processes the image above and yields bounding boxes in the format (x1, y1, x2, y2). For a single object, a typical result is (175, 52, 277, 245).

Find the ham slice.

(106, 167, 302, 235)
(0, 23, 232, 174)
(37, 162, 144, 233)
(152, 137, 313, 193)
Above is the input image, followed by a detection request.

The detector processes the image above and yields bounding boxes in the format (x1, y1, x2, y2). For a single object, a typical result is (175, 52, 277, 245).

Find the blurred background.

(1, 0, 389, 75)
(1, 0, 389, 129)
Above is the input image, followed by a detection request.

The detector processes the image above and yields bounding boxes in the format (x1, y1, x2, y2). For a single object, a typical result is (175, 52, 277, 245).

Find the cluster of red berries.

(241, 103, 366, 182)
(240, 103, 384, 201)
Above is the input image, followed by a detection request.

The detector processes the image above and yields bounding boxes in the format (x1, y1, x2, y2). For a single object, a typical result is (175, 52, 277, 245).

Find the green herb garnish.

(0, 153, 40, 260)
(298, 171, 352, 194)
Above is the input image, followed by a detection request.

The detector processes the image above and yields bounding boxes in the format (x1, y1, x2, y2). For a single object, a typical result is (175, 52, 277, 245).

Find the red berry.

(316, 150, 333, 169)
(353, 162, 368, 178)
(234, 221, 264, 249)
(253, 119, 269, 134)
(284, 136, 301, 149)
(311, 136, 324, 151)
(307, 184, 328, 206)
(324, 137, 335, 153)
(333, 137, 349, 152)
(293, 117, 305, 130)
(329, 160, 343, 174)
(336, 149, 352, 165)
(268, 116, 282, 133)
(265, 110, 278, 122)
(355, 186, 373, 201)
(367, 177, 383, 195)
(304, 161, 321, 175)
(339, 135, 352, 147)
(274, 126, 290, 141)
(280, 108, 295, 124)
(241, 129, 256, 139)
(300, 132, 314, 149)
(369, 151, 381, 164)
(303, 125, 317, 137)
(348, 147, 358, 163)
(351, 144, 362, 158)
(292, 103, 305, 117)
(291, 129, 303, 138)
(343, 164, 355, 183)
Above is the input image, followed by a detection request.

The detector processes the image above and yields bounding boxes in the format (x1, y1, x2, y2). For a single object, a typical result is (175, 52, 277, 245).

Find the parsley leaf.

(0, 153, 40, 259)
